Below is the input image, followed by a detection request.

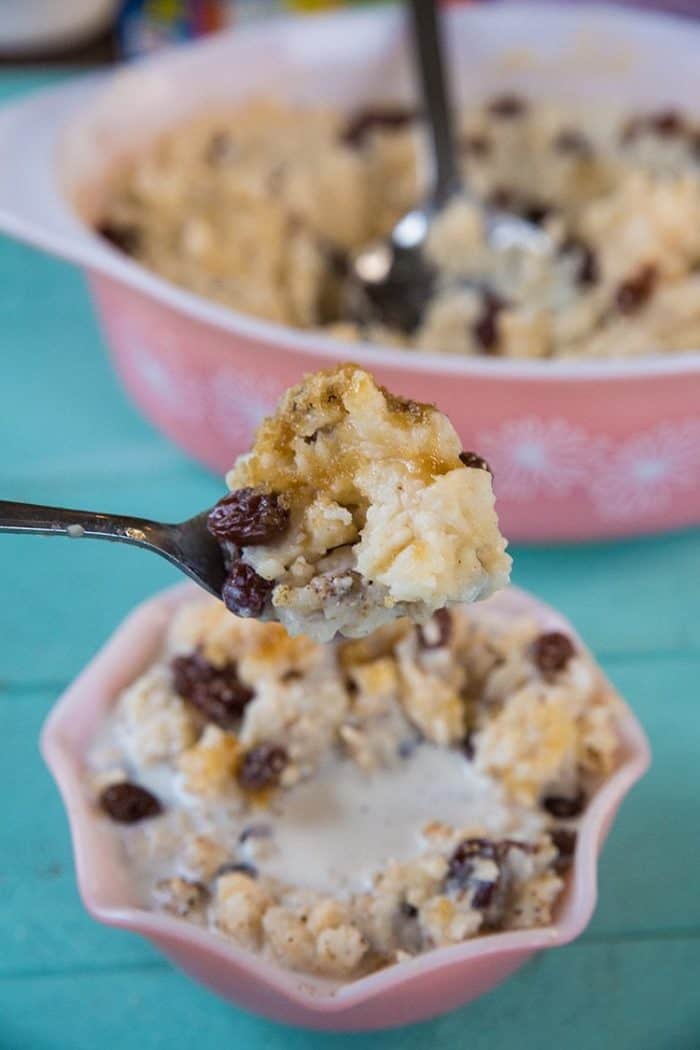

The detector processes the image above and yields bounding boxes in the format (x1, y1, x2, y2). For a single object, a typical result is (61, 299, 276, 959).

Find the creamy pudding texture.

(88, 596, 621, 981)
(98, 96, 700, 359)
(256, 747, 544, 892)
(209, 364, 510, 642)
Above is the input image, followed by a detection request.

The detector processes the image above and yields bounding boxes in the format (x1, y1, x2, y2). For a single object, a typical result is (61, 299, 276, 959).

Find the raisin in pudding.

(87, 591, 622, 981)
(98, 96, 700, 359)
(206, 364, 510, 642)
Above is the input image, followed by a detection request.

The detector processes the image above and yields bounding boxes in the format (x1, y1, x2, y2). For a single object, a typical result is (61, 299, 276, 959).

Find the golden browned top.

(226, 364, 462, 510)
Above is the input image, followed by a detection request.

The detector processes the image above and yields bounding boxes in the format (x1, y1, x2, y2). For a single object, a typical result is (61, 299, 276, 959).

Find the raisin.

(342, 106, 418, 148)
(222, 559, 274, 618)
(461, 133, 491, 157)
(171, 651, 210, 698)
(523, 202, 552, 226)
(532, 631, 576, 675)
(417, 608, 452, 650)
(216, 861, 258, 879)
(99, 782, 162, 824)
(470, 880, 498, 910)
(473, 310, 499, 351)
(208, 488, 289, 545)
(461, 730, 477, 761)
(542, 791, 585, 819)
(172, 650, 254, 728)
(578, 248, 599, 287)
(446, 838, 501, 906)
(238, 743, 288, 791)
(96, 221, 141, 256)
(615, 264, 657, 315)
(487, 94, 527, 119)
(553, 128, 593, 156)
(560, 236, 599, 288)
(623, 110, 685, 144)
(395, 898, 423, 952)
(325, 244, 349, 278)
(472, 290, 507, 353)
(550, 828, 578, 873)
(459, 450, 491, 473)
(650, 110, 685, 136)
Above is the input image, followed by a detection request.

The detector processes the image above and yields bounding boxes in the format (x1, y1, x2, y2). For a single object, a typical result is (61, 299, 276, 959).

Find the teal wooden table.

(1, 71, 699, 1050)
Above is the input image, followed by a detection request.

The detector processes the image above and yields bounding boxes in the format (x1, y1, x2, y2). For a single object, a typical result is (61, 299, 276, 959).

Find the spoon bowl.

(351, 204, 552, 333)
(350, 0, 549, 333)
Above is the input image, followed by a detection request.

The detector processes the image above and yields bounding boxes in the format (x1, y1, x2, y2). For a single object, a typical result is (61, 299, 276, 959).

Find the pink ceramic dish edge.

(41, 582, 650, 1030)
(1, 2, 699, 542)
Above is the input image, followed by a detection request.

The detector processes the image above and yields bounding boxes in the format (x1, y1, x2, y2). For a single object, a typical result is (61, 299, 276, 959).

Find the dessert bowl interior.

(41, 582, 650, 1030)
(1, 2, 699, 541)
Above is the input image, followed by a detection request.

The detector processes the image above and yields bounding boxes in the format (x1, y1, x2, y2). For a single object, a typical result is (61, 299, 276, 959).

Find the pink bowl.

(1, 2, 699, 542)
(41, 582, 649, 1030)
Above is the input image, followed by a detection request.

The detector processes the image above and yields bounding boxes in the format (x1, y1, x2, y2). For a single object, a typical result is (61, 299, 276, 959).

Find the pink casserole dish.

(1, 1, 699, 542)
(41, 582, 649, 1031)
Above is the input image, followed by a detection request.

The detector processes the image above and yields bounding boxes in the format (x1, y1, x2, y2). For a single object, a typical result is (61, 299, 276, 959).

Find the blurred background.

(1, 0, 698, 66)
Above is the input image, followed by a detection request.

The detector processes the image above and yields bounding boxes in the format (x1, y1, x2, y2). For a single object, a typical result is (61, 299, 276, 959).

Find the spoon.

(0, 500, 227, 597)
(350, 0, 549, 332)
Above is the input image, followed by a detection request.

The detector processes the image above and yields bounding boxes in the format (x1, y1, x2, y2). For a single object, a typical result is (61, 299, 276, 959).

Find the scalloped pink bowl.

(41, 582, 649, 1030)
(1, 3, 700, 542)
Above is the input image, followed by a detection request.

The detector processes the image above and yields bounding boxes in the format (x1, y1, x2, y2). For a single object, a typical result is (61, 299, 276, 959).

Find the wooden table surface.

(1, 71, 699, 1050)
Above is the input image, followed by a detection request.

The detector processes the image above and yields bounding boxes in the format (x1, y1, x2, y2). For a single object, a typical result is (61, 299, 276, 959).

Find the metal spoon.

(350, 0, 549, 332)
(0, 500, 227, 598)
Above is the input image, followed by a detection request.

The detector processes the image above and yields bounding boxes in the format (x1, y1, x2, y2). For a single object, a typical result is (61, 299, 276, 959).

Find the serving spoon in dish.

(350, 0, 549, 331)
(0, 500, 227, 597)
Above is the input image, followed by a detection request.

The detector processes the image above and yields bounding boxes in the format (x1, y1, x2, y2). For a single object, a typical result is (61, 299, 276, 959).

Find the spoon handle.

(407, 0, 459, 208)
(0, 499, 162, 549)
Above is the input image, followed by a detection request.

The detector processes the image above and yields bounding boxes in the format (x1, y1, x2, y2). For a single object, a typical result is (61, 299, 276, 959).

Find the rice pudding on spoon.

(207, 364, 510, 642)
